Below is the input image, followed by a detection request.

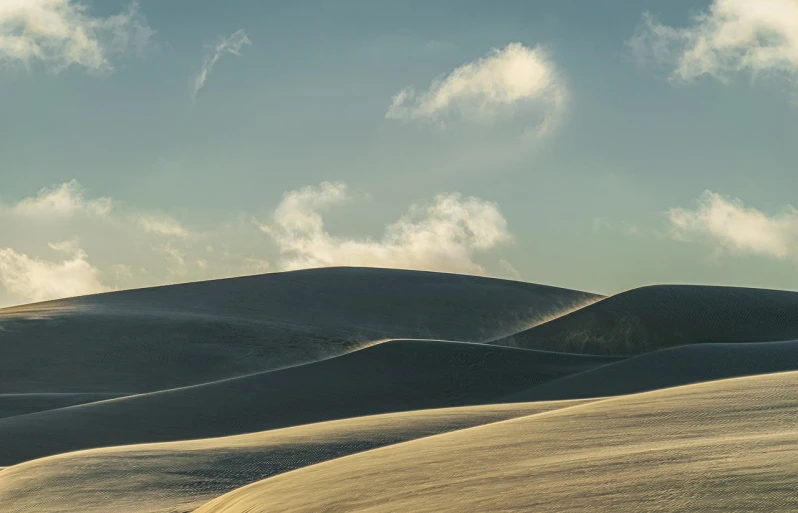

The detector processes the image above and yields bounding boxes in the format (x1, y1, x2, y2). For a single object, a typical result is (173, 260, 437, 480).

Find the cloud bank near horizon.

(259, 182, 514, 276)
(0, 180, 519, 307)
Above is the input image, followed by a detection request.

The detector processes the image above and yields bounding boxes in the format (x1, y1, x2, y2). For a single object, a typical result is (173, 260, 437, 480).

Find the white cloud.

(668, 190, 798, 259)
(259, 182, 512, 275)
(386, 42, 567, 135)
(192, 28, 251, 99)
(0, 241, 110, 304)
(135, 214, 191, 238)
(0, 0, 153, 73)
(630, 0, 798, 87)
(10, 179, 112, 218)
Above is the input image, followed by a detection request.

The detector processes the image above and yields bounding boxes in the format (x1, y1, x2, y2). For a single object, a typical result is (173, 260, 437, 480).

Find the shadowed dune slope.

(0, 401, 593, 513)
(0, 267, 599, 393)
(494, 284, 798, 355)
(196, 371, 798, 513)
(503, 339, 798, 402)
(0, 340, 617, 466)
(0, 393, 127, 419)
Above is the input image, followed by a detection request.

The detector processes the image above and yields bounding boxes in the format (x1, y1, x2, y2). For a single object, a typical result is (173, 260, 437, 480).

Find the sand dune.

(495, 284, 798, 354)
(195, 371, 798, 513)
(5, 269, 798, 511)
(0, 393, 127, 419)
(504, 339, 798, 402)
(0, 339, 616, 466)
(0, 401, 592, 513)
(0, 267, 597, 393)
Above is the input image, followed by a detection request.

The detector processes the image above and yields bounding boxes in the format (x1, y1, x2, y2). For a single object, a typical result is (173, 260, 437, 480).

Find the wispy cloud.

(9, 180, 112, 218)
(630, 0, 798, 89)
(135, 214, 191, 238)
(0, 0, 153, 73)
(192, 28, 251, 100)
(668, 190, 798, 259)
(0, 240, 110, 304)
(386, 42, 567, 136)
(258, 182, 513, 275)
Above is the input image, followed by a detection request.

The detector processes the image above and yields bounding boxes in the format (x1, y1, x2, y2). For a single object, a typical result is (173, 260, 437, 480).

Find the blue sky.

(0, 0, 796, 306)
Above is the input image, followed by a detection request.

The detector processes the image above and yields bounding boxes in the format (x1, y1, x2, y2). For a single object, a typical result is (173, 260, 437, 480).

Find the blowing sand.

(495, 284, 798, 354)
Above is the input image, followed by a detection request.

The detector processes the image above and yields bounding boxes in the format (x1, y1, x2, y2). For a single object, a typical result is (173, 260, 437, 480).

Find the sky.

(0, 0, 797, 307)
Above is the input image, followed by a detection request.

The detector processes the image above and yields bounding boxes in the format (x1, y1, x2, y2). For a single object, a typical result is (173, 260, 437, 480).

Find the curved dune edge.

(0, 400, 594, 513)
(503, 339, 798, 402)
(494, 284, 798, 355)
(0, 339, 617, 466)
(0, 267, 599, 393)
(195, 371, 798, 513)
(0, 393, 129, 419)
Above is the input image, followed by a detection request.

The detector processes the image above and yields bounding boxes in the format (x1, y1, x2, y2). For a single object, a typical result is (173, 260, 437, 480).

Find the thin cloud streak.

(192, 28, 251, 100)
(136, 214, 191, 238)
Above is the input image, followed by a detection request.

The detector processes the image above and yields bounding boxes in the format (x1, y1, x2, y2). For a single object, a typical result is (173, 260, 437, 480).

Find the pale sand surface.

(0, 401, 593, 513)
(496, 284, 798, 354)
(195, 371, 798, 512)
(0, 340, 616, 465)
(0, 267, 598, 393)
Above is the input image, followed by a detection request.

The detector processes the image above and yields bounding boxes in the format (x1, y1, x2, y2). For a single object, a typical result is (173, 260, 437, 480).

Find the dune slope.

(0, 340, 617, 466)
(0, 267, 599, 393)
(196, 371, 798, 513)
(495, 284, 798, 354)
(0, 393, 127, 419)
(0, 401, 593, 513)
(504, 339, 798, 402)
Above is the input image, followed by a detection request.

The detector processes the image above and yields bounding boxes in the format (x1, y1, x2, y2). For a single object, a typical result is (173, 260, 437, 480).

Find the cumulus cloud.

(630, 0, 798, 87)
(386, 42, 566, 135)
(259, 182, 512, 275)
(0, 0, 153, 73)
(668, 190, 798, 259)
(9, 179, 112, 218)
(0, 241, 110, 304)
(135, 214, 191, 238)
(192, 28, 251, 99)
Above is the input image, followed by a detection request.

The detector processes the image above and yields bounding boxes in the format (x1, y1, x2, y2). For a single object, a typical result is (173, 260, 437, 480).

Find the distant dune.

(494, 284, 798, 354)
(0, 339, 616, 466)
(0, 267, 598, 393)
(0, 400, 592, 513)
(194, 371, 798, 513)
(503, 339, 798, 402)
